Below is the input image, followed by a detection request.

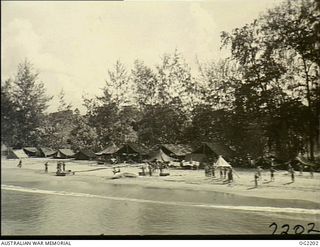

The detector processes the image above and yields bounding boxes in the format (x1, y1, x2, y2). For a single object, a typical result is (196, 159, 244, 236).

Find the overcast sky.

(2, 0, 281, 113)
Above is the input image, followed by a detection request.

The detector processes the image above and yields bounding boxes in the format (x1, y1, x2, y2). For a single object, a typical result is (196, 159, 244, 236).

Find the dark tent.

(7, 149, 28, 159)
(160, 144, 193, 160)
(56, 149, 75, 159)
(38, 147, 57, 158)
(192, 142, 235, 160)
(148, 149, 175, 162)
(75, 149, 97, 160)
(23, 147, 39, 157)
(115, 143, 149, 162)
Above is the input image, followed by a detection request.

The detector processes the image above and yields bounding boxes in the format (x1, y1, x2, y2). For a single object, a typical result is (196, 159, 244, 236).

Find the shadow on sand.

(262, 181, 273, 184)
(283, 181, 294, 185)
(247, 186, 258, 190)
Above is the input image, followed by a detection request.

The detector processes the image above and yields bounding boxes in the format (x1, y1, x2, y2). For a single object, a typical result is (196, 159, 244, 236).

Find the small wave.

(2, 184, 319, 215)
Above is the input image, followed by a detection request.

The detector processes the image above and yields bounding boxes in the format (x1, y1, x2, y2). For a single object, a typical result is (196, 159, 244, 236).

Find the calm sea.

(1, 167, 319, 235)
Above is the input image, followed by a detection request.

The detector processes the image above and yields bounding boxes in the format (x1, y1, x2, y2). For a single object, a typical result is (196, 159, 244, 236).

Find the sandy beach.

(2, 158, 320, 205)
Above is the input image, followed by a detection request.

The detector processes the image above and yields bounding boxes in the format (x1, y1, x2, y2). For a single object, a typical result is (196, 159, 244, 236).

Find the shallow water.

(1, 167, 320, 235)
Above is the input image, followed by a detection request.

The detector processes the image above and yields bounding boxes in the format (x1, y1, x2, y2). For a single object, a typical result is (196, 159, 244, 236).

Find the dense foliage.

(2, 0, 319, 160)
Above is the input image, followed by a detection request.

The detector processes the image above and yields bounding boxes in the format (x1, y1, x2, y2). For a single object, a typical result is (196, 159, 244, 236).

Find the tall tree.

(132, 60, 157, 109)
(57, 88, 72, 112)
(1, 79, 19, 146)
(6, 60, 52, 147)
(260, 0, 320, 160)
(105, 60, 134, 106)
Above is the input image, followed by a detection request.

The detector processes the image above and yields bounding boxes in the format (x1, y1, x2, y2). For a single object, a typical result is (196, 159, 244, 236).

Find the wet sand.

(2, 158, 320, 205)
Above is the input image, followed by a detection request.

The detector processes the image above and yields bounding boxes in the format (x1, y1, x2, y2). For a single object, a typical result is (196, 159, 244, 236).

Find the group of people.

(56, 161, 66, 174)
(253, 161, 315, 188)
(140, 164, 153, 176)
(204, 164, 235, 184)
(16, 160, 67, 174)
(139, 160, 169, 176)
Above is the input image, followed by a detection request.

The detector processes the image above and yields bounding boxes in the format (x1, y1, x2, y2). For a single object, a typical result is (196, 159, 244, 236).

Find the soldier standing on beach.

(17, 159, 22, 168)
(141, 165, 146, 176)
(148, 164, 153, 176)
(211, 165, 215, 177)
(44, 162, 48, 173)
(62, 162, 66, 171)
(299, 164, 303, 175)
(290, 168, 295, 182)
(56, 162, 62, 173)
(223, 168, 227, 179)
(257, 166, 263, 180)
(227, 168, 233, 185)
(254, 172, 259, 187)
(270, 166, 275, 181)
(204, 164, 210, 177)
(220, 168, 223, 179)
(310, 166, 314, 178)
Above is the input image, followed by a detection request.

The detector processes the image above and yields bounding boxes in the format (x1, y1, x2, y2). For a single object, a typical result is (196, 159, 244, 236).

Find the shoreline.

(81, 173, 320, 206)
(2, 158, 320, 206)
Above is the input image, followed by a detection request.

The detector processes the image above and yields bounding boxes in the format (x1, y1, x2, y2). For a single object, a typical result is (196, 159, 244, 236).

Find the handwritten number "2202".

(269, 222, 320, 235)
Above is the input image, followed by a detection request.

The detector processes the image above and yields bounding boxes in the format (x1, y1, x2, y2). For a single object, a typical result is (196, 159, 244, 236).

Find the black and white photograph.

(1, 0, 320, 237)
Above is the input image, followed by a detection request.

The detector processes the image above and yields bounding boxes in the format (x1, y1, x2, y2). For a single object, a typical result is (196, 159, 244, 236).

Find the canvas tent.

(96, 143, 119, 156)
(38, 147, 57, 158)
(148, 149, 175, 162)
(23, 147, 39, 157)
(214, 156, 232, 168)
(115, 143, 149, 162)
(7, 149, 28, 159)
(75, 149, 97, 160)
(56, 149, 75, 159)
(184, 153, 208, 163)
(193, 142, 235, 160)
(160, 144, 193, 160)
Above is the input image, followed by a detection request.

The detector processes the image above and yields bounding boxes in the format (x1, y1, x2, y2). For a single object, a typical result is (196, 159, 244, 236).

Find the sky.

(1, 0, 282, 113)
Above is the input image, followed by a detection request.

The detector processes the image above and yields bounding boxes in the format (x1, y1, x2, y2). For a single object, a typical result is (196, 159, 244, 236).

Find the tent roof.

(117, 143, 148, 155)
(39, 147, 57, 156)
(96, 143, 119, 155)
(23, 147, 38, 152)
(77, 149, 96, 158)
(8, 149, 28, 159)
(148, 149, 175, 162)
(161, 144, 193, 156)
(193, 142, 235, 158)
(214, 156, 232, 168)
(23, 147, 38, 154)
(58, 149, 75, 157)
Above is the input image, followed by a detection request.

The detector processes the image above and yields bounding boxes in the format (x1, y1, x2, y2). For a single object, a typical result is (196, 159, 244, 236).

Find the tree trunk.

(302, 58, 315, 160)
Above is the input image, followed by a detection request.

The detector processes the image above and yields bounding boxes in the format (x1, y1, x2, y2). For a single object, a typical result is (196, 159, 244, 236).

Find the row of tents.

(1, 146, 77, 160)
(3, 142, 318, 170)
(1, 142, 235, 163)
